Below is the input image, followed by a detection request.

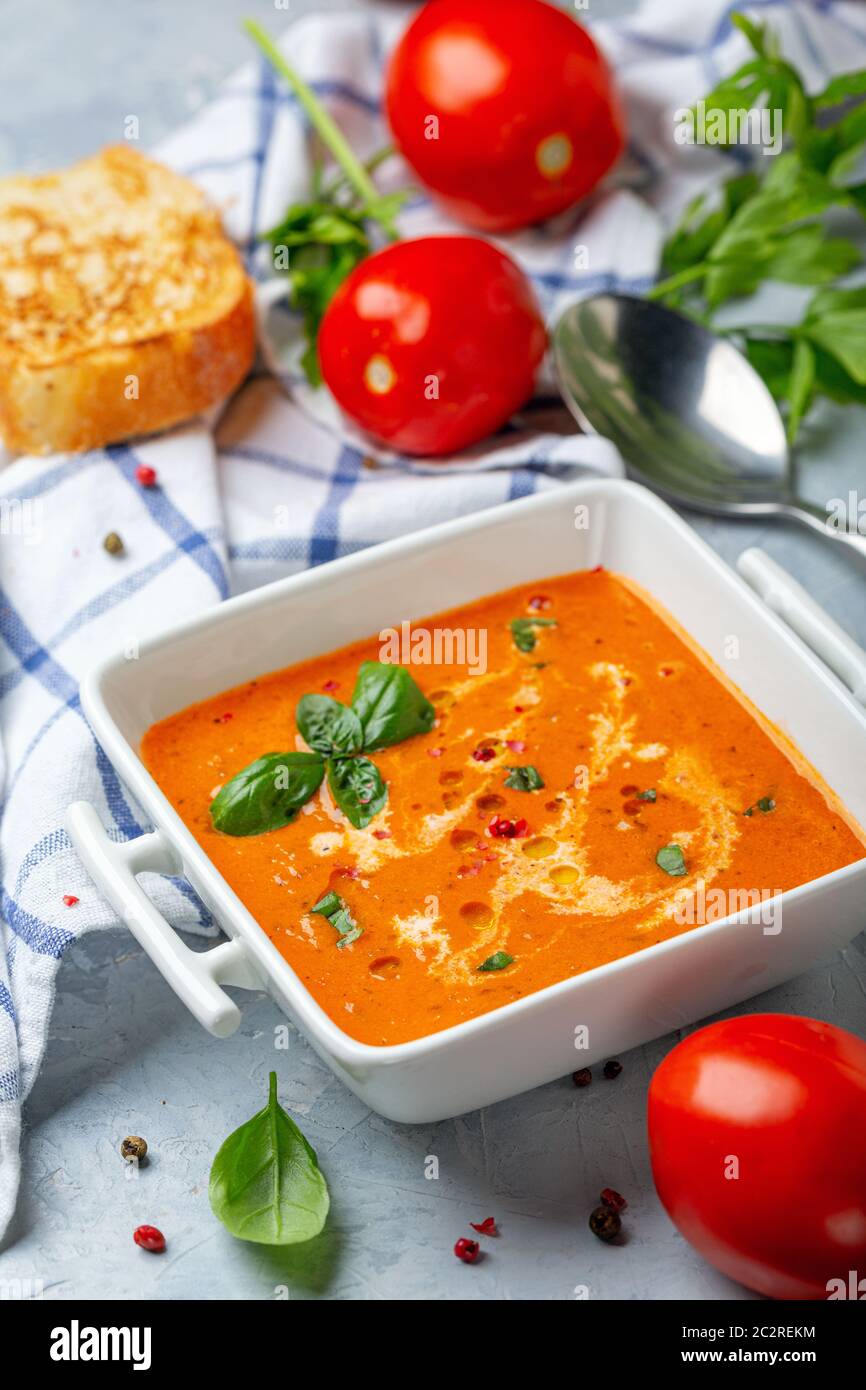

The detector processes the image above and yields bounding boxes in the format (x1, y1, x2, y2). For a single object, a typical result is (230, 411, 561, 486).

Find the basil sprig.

(209, 1072, 329, 1245)
(650, 12, 866, 443)
(210, 662, 434, 835)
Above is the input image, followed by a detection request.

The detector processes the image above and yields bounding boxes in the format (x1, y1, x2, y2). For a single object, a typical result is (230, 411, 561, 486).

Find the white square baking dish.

(68, 479, 866, 1122)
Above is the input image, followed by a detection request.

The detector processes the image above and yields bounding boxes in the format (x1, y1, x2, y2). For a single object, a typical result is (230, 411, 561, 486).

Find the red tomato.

(648, 1014, 866, 1300)
(384, 0, 625, 232)
(318, 235, 547, 456)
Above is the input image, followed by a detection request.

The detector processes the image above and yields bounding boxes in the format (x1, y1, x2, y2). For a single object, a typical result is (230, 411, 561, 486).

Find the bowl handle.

(66, 801, 262, 1038)
(737, 548, 866, 706)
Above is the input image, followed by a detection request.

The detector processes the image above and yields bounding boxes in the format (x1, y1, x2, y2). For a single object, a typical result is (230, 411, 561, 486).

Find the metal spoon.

(553, 293, 866, 562)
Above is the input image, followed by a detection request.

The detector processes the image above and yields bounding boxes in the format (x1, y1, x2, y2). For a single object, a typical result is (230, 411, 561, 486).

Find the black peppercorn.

(589, 1204, 621, 1242)
(120, 1135, 148, 1162)
(603, 1059, 623, 1080)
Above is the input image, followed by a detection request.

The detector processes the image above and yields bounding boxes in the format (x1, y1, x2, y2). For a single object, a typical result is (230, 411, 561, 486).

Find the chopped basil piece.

(656, 843, 687, 876)
(296, 694, 363, 756)
(744, 796, 776, 817)
(510, 617, 558, 654)
(312, 890, 362, 948)
(327, 755, 387, 829)
(311, 891, 341, 916)
(504, 765, 545, 792)
(210, 752, 325, 836)
(350, 661, 435, 751)
(478, 951, 514, 972)
(636, 788, 657, 802)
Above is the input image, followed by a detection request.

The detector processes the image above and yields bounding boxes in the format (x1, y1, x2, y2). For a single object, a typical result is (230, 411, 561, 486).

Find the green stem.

(322, 145, 396, 201)
(646, 262, 710, 300)
(244, 19, 380, 207)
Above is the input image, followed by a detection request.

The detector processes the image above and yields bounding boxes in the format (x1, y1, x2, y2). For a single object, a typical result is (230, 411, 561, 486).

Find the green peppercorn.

(589, 1204, 621, 1243)
(120, 1135, 147, 1162)
(103, 531, 125, 556)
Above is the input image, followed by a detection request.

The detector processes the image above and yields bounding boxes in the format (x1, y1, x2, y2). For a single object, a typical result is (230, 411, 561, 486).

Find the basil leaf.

(312, 890, 362, 947)
(745, 336, 795, 403)
(209, 1072, 329, 1245)
(812, 346, 866, 406)
(478, 951, 514, 972)
(636, 788, 657, 802)
(744, 796, 776, 817)
(327, 755, 387, 829)
(296, 693, 363, 756)
(803, 309, 866, 385)
(814, 70, 866, 110)
(510, 617, 557, 654)
(804, 285, 866, 319)
(210, 752, 324, 836)
(656, 843, 687, 877)
(350, 661, 435, 752)
(768, 226, 860, 286)
(504, 765, 545, 792)
(729, 12, 768, 55)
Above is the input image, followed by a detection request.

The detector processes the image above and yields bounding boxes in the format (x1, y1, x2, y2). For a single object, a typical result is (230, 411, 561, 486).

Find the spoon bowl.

(553, 292, 865, 558)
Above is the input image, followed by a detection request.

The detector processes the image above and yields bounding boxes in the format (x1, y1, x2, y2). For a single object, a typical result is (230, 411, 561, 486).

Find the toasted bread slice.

(0, 145, 255, 455)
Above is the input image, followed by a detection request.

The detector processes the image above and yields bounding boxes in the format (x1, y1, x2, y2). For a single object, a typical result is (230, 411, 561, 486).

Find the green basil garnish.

(209, 662, 433, 837)
(656, 843, 687, 876)
(296, 694, 363, 756)
(327, 755, 387, 829)
(510, 617, 557, 654)
(210, 752, 325, 836)
(478, 951, 514, 972)
(504, 765, 545, 792)
(744, 796, 776, 817)
(209, 1072, 329, 1245)
(311, 890, 362, 947)
(350, 661, 435, 751)
(637, 788, 657, 802)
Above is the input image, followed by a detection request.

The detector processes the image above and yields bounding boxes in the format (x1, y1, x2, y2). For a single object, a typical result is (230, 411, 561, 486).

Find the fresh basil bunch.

(210, 662, 435, 836)
(651, 12, 866, 443)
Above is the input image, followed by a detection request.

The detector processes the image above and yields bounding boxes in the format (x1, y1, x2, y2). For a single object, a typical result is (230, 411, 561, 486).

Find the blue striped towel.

(1, 0, 863, 1239)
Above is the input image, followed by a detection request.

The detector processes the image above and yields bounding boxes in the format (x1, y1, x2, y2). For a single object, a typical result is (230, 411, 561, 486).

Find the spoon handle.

(782, 500, 866, 564)
(738, 548, 866, 705)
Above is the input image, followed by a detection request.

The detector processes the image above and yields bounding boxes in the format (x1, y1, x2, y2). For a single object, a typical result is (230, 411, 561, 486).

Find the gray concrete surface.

(1, 0, 865, 1303)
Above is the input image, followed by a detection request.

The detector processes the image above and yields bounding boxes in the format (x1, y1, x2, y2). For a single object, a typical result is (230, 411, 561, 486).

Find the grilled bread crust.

(0, 145, 255, 454)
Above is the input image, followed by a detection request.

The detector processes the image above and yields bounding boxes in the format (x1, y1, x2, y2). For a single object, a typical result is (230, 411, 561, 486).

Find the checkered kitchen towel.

(2, 0, 865, 1239)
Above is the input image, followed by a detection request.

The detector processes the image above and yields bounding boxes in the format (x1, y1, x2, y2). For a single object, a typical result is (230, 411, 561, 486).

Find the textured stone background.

(1, 0, 865, 1302)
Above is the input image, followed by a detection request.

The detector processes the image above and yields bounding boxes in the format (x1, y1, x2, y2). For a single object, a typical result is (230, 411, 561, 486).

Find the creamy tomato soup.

(142, 570, 866, 1045)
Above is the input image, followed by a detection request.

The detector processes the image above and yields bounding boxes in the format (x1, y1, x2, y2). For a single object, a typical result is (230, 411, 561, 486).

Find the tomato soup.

(142, 571, 866, 1045)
